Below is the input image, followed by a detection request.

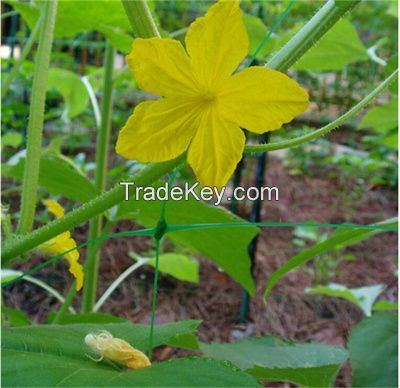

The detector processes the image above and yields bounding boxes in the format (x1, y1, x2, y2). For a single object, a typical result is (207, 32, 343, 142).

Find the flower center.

(200, 90, 217, 103)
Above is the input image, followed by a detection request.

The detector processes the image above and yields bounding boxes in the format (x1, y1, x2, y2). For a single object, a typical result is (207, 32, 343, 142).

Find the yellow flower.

(85, 331, 151, 369)
(116, 0, 309, 188)
(40, 200, 83, 291)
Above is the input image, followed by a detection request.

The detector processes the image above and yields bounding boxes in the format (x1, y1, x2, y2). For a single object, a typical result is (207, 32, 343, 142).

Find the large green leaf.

(306, 283, 385, 316)
(263, 219, 397, 300)
(8, 0, 133, 53)
(348, 313, 398, 387)
(2, 155, 97, 202)
(2, 320, 259, 387)
(2, 352, 259, 387)
(117, 195, 258, 295)
(294, 19, 368, 71)
(201, 337, 348, 387)
(47, 68, 89, 119)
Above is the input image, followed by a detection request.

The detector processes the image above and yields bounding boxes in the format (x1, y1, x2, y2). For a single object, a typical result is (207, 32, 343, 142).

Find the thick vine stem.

(16, 0, 58, 235)
(245, 70, 398, 153)
(122, 0, 160, 38)
(1, 0, 367, 262)
(82, 42, 115, 312)
(267, 0, 360, 71)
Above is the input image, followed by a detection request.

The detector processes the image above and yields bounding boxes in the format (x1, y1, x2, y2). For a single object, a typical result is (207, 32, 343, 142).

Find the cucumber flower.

(85, 330, 151, 369)
(40, 200, 83, 291)
(116, 0, 308, 188)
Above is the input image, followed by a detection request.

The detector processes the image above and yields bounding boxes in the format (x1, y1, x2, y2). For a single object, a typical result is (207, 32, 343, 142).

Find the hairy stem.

(16, 1, 58, 235)
(266, 0, 360, 71)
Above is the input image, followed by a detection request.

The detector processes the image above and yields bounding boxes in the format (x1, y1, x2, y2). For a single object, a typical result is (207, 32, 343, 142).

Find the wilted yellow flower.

(85, 330, 151, 369)
(40, 200, 83, 291)
(116, 0, 308, 188)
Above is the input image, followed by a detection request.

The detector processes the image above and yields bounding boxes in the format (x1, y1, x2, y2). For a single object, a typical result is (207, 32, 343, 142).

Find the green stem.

(266, 0, 360, 71)
(122, 0, 160, 38)
(52, 218, 113, 321)
(15, 1, 58, 235)
(82, 42, 115, 313)
(51, 281, 77, 323)
(2, 17, 42, 98)
(245, 70, 398, 153)
(148, 238, 161, 360)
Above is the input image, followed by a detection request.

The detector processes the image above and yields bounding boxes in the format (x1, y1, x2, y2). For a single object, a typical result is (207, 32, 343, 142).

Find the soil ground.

(4, 154, 397, 387)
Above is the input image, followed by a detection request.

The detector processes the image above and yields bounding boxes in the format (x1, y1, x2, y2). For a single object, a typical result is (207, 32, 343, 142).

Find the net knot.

(154, 218, 167, 241)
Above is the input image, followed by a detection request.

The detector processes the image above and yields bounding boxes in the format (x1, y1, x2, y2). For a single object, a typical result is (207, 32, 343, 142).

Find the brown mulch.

(3, 157, 397, 387)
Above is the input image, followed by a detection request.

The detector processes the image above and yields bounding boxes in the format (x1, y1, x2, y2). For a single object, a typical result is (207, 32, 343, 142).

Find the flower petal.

(188, 108, 245, 188)
(185, 0, 248, 88)
(116, 99, 201, 163)
(127, 37, 197, 97)
(219, 67, 309, 133)
(43, 199, 64, 219)
(58, 236, 83, 291)
(40, 233, 83, 291)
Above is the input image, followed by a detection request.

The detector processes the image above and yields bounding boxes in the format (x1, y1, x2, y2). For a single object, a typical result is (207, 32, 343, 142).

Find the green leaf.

(117, 193, 258, 295)
(201, 337, 348, 387)
(7, 0, 133, 53)
(2, 155, 97, 202)
(1, 307, 31, 327)
(243, 14, 270, 58)
(263, 219, 396, 300)
(294, 19, 368, 71)
(1, 131, 23, 149)
(372, 300, 398, 311)
(358, 98, 398, 132)
(348, 313, 398, 387)
(2, 352, 259, 387)
(2, 320, 259, 387)
(132, 253, 199, 284)
(97, 25, 133, 53)
(47, 68, 89, 119)
(166, 333, 201, 351)
(306, 283, 385, 316)
(379, 130, 398, 150)
(47, 312, 126, 324)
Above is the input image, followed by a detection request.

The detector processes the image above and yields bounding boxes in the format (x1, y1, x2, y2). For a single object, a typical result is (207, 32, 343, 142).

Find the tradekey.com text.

(120, 181, 279, 206)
